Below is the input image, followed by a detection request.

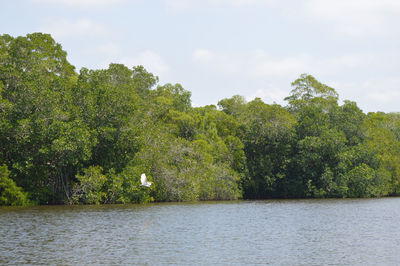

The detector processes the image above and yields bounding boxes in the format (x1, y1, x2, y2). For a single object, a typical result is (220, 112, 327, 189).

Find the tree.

(218, 95, 247, 118)
(3, 33, 400, 204)
(285, 73, 338, 113)
(330, 100, 366, 145)
(234, 98, 297, 198)
(0, 33, 83, 203)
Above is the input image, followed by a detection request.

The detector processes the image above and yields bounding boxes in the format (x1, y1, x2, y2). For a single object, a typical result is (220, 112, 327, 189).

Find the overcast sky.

(1, 0, 400, 112)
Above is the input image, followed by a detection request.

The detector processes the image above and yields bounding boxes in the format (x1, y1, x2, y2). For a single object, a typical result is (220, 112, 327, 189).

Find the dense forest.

(1, 33, 400, 205)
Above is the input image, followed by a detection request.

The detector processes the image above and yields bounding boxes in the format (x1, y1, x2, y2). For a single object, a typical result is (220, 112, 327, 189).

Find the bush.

(0, 164, 31, 206)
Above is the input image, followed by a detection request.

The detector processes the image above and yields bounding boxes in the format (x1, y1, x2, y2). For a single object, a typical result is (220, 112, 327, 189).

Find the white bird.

(140, 173, 152, 187)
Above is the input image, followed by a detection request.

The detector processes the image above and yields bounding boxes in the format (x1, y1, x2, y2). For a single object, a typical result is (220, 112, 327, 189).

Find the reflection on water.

(1, 199, 400, 265)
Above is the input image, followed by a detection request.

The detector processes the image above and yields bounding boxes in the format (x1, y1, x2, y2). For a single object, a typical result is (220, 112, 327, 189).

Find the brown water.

(1, 198, 400, 265)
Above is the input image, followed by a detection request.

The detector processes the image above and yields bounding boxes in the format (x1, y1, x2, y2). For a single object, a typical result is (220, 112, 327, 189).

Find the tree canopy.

(1, 33, 400, 205)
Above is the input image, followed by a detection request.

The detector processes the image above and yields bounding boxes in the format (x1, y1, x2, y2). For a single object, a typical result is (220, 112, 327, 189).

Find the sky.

(1, 0, 400, 113)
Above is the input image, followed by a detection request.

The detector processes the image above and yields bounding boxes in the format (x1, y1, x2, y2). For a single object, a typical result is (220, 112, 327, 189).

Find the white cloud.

(192, 48, 245, 76)
(364, 78, 400, 104)
(164, 0, 400, 39)
(71, 43, 169, 75)
(190, 48, 400, 111)
(40, 18, 110, 38)
(315, 54, 380, 75)
(193, 49, 214, 62)
(366, 90, 400, 105)
(253, 56, 309, 78)
(82, 43, 121, 69)
(94, 43, 121, 58)
(243, 76, 400, 112)
(328, 78, 400, 112)
(192, 49, 380, 79)
(164, 0, 277, 11)
(30, 0, 125, 8)
(246, 86, 288, 105)
(304, 0, 400, 37)
(119, 51, 170, 75)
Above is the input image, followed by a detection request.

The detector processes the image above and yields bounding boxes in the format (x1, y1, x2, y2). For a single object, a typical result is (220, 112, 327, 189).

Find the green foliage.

(285, 73, 338, 113)
(71, 165, 153, 204)
(131, 128, 241, 202)
(169, 110, 198, 140)
(330, 100, 366, 145)
(0, 164, 31, 206)
(230, 98, 297, 198)
(156, 83, 191, 112)
(345, 164, 390, 198)
(218, 95, 247, 118)
(1, 33, 400, 204)
(72, 166, 107, 204)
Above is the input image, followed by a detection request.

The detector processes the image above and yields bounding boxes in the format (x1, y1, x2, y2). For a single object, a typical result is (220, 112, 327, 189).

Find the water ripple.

(1, 199, 400, 265)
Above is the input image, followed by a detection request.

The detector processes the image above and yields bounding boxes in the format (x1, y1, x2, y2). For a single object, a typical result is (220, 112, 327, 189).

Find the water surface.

(1, 198, 400, 265)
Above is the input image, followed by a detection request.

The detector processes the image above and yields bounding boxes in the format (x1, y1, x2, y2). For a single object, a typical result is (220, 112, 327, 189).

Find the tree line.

(1, 33, 400, 205)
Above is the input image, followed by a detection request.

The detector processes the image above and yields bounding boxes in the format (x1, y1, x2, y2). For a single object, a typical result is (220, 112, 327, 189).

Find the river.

(1, 198, 400, 265)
